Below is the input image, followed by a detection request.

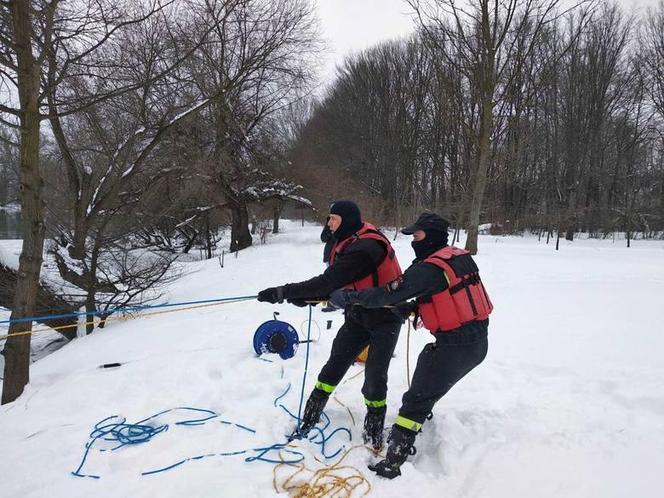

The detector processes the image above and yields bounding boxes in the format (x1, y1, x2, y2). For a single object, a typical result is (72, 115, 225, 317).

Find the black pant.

(318, 308, 401, 402)
(398, 320, 488, 427)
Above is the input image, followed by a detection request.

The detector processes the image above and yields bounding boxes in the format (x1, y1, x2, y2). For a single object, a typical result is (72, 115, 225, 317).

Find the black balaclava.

(321, 220, 335, 263)
(320, 219, 333, 243)
(412, 228, 449, 260)
(329, 200, 363, 241)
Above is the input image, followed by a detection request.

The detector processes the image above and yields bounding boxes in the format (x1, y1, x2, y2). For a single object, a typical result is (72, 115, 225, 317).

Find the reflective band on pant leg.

(315, 381, 336, 394)
(364, 398, 387, 408)
(395, 415, 422, 432)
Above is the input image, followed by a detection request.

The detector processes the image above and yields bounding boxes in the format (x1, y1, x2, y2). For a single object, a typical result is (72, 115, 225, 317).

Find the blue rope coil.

(72, 407, 221, 479)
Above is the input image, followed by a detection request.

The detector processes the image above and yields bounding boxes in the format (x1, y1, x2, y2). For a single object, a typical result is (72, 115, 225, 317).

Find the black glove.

(257, 286, 285, 304)
(326, 289, 349, 311)
(391, 301, 418, 321)
(320, 305, 337, 313)
(287, 298, 309, 308)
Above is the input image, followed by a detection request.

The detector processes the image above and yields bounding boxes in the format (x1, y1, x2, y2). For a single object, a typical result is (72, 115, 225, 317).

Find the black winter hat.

(401, 212, 450, 235)
(329, 200, 363, 241)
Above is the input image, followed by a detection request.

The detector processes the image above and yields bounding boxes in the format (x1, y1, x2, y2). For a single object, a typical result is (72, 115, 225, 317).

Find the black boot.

(368, 425, 417, 479)
(362, 405, 386, 451)
(292, 389, 328, 438)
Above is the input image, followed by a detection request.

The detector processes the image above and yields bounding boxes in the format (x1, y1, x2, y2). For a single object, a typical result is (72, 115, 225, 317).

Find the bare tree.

(0, 0, 189, 404)
(1, 0, 51, 404)
(407, 0, 596, 253)
(643, 1, 664, 120)
(43, 14, 220, 331)
(184, 0, 322, 251)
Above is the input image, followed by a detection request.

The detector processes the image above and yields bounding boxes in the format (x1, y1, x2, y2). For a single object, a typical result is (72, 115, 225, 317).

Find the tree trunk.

(273, 204, 282, 234)
(205, 213, 212, 259)
(84, 292, 96, 335)
(465, 90, 494, 255)
(84, 242, 102, 334)
(0, 264, 78, 341)
(2, 0, 45, 405)
(564, 186, 577, 241)
(230, 200, 252, 252)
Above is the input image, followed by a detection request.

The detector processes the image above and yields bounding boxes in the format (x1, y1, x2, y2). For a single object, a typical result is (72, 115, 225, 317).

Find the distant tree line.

(293, 1, 664, 249)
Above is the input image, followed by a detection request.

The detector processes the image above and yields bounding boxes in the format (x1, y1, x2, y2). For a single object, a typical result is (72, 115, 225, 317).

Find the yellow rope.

(270, 365, 375, 497)
(346, 367, 365, 382)
(0, 297, 255, 340)
(332, 396, 356, 427)
(273, 445, 372, 498)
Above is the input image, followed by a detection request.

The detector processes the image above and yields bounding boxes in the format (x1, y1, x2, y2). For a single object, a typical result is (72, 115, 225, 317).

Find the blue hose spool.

(253, 319, 299, 359)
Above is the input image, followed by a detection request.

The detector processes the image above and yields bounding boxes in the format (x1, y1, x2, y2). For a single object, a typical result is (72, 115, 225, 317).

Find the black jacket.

(346, 257, 448, 308)
(283, 236, 400, 324)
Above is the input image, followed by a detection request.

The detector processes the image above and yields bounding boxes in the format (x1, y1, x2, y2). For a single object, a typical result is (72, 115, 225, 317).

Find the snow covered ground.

(1, 221, 663, 498)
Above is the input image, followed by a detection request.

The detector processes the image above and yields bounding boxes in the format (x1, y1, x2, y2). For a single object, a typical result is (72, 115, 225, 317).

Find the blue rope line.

(219, 450, 248, 456)
(273, 383, 291, 407)
(234, 423, 256, 434)
(309, 426, 353, 459)
(296, 305, 313, 423)
(1, 294, 258, 326)
(245, 444, 305, 465)
(142, 458, 191, 475)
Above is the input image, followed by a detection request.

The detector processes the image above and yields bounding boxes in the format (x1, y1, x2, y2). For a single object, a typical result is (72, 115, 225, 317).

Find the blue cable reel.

(253, 312, 310, 360)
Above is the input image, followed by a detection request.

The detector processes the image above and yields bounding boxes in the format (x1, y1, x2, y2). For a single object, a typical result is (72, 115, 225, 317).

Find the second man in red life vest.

(329, 212, 492, 478)
(257, 200, 404, 450)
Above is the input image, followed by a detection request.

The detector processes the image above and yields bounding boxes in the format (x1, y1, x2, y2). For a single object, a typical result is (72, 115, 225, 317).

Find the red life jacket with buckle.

(417, 246, 493, 333)
(329, 222, 402, 290)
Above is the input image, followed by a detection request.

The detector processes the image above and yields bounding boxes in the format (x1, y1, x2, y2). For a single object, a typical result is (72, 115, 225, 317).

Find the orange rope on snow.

(273, 445, 372, 498)
(332, 396, 356, 427)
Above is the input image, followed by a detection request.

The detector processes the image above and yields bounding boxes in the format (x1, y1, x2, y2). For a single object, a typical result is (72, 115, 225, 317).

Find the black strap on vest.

(426, 254, 482, 317)
(448, 272, 481, 294)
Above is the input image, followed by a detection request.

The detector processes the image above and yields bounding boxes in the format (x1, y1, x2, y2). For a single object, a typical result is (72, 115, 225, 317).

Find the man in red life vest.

(329, 212, 491, 478)
(257, 201, 404, 450)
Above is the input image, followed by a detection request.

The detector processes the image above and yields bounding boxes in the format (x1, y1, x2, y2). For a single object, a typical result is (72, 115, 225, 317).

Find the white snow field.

(1, 221, 663, 498)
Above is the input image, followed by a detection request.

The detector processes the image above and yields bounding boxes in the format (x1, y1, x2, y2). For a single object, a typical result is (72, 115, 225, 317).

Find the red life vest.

(329, 222, 402, 290)
(417, 246, 493, 333)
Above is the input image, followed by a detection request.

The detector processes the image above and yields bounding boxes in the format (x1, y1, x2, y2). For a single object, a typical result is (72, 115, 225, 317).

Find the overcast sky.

(315, 0, 661, 85)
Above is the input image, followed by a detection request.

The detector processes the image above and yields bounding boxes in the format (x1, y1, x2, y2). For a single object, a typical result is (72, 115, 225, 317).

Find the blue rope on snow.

(71, 305, 352, 478)
(273, 383, 291, 407)
(72, 407, 220, 479)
